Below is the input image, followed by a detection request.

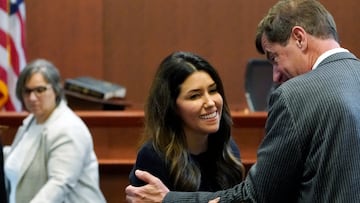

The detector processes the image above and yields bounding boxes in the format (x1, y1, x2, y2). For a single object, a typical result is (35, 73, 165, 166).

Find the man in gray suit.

(125, 0, 360, 202)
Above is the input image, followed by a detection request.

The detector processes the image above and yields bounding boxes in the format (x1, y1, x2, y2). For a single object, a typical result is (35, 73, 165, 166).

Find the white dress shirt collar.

(312, 48, 349, 70)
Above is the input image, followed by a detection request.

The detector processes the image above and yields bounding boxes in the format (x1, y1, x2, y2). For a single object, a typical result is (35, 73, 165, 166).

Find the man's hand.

(125, 170, 170, 203)
(209, 197, 220, 203)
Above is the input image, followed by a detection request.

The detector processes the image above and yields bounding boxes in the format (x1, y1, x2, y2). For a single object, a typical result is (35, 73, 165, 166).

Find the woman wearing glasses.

(3, 59, 106, 203)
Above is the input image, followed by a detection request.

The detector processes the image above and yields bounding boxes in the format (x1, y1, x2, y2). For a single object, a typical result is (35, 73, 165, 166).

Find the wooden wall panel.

(26, 0, 104, 78)
(25, 0, 360, 111)
(102, 0, 278, 110)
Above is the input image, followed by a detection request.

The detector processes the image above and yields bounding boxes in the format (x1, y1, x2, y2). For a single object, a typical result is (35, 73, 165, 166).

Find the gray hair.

(16, 58, 64, 107)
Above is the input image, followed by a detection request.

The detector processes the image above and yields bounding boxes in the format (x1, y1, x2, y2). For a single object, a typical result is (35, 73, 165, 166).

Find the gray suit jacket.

(4, 101, 106, 203)
(164, 52, 360, 202)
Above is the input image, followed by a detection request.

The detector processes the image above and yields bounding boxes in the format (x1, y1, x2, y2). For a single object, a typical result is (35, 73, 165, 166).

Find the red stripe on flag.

(4, 95, 15, 110)
(0, 0, 7, 12)
(0, 65, 8, 82)
(0, 29, 21, 75)
(17, 11, 27, 60)
(8, 33, 20, 75)
(0, 0, 26, 111)
(0, 29, 6, 47)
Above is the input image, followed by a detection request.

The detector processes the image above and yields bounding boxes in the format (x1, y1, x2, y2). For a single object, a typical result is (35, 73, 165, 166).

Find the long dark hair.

(143, 51, 244, 191)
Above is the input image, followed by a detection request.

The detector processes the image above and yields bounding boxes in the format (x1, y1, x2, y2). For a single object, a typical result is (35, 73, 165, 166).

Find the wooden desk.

(0, 110, 267, 203)
(64, 90, 132, 110)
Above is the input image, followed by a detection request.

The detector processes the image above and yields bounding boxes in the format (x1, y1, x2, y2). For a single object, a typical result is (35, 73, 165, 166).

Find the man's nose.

(273, 65, 282, 83)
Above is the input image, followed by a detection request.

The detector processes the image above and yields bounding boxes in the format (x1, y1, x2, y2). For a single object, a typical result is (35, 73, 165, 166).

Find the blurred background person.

(3, 59, 106, 203)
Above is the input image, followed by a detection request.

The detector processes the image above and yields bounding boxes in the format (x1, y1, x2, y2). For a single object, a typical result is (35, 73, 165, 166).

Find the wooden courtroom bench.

(0, 110, 267, 203)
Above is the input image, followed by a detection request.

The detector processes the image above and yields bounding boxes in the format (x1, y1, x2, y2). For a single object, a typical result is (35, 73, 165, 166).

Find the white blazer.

(4, 101, 106, 203)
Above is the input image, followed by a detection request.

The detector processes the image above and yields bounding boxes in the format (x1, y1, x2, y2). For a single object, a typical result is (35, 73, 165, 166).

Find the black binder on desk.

(64, 77, 126, 100)
(64, 90, 132, 110)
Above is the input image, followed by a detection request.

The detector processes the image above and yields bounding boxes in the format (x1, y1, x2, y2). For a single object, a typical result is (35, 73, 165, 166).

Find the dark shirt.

(129, 138, 240, 191)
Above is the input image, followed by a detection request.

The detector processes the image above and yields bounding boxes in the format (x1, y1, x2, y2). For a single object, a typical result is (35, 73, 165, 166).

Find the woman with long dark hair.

(129, 51, 244, 191)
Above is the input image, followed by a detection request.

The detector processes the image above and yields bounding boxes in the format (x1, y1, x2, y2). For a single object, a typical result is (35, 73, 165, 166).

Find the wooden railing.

(0, 110, 267, 203)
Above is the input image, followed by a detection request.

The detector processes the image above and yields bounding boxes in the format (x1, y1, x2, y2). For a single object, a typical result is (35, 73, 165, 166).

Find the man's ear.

(292, 26, 307, 49)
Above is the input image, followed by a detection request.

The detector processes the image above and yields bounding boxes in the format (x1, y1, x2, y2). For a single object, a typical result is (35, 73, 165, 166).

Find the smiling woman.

(175, 71, 223, 155)
(129, 51, 245, 192)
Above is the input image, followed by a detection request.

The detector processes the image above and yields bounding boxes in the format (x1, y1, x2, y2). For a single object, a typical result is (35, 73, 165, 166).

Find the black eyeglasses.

(23, 84, 52, 97)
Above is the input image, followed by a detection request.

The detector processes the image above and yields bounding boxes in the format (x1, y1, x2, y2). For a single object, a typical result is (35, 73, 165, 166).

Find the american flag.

(0, 0, 26, 111)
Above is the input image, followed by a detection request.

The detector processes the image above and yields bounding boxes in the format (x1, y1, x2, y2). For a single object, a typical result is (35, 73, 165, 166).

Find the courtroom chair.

(244, 59, 275, 112)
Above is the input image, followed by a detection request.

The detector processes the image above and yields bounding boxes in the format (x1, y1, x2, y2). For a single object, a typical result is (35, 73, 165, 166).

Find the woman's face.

(176, 71, 223, 139)
(22, 72, 57, 123)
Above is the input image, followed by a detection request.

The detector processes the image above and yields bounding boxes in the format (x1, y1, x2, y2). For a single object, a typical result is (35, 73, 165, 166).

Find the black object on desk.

(64, 90, 131, 110)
